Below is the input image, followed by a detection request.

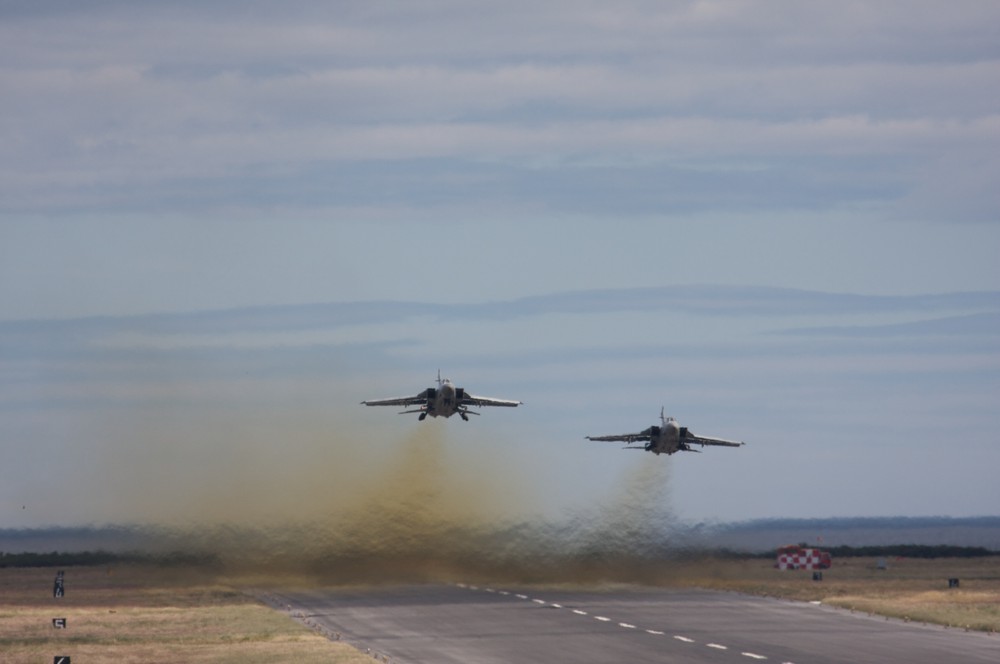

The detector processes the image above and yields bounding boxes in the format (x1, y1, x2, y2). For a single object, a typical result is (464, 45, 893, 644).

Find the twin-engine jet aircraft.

(361, 372, 521, 421)
(362, 376, 746, 458)
(587, 408, 745, 455)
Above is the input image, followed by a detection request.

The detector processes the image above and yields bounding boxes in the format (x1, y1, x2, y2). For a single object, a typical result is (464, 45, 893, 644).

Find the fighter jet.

(587, 408, 745, 455)
(361, 371, 521, 421)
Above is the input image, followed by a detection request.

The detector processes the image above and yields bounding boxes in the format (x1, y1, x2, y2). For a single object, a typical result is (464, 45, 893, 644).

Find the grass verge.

(661, 555, 1000, 632)
(0, 565, 372, 664)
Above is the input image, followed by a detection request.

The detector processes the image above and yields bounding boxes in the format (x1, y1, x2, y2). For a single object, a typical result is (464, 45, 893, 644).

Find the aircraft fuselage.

(420, 379, 469, 420)
(647, 417, 686, 455)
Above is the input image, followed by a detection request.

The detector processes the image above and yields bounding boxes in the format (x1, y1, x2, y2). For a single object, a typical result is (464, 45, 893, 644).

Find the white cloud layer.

(1, 1, 997, 219)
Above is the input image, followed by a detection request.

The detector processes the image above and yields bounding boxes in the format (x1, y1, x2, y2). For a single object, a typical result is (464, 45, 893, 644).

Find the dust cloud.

(52, 410, 691, 585)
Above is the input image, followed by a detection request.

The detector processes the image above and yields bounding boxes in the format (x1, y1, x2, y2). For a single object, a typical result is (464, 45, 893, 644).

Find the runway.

(268, 583, 999, 663)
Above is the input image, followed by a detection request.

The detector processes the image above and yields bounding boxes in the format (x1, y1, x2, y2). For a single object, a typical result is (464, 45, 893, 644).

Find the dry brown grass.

(660, 555, 1000, 632)
(0, 565, 372, 664)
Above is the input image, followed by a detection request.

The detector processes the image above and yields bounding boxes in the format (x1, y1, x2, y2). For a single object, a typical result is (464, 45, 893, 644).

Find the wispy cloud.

(2, 2, 997, 217)
(775, 312, 1000, 337)
(4, 286, 996, 344)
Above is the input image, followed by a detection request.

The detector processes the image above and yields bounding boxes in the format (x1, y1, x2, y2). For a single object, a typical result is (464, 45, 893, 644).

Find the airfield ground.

(1, 556, 997, 662)
(0, 565, 371, 663)
(657, 555, 1000, 633)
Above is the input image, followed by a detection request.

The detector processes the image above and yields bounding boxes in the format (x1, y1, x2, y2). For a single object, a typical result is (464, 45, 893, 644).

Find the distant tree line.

(736, 544, 998, 559)
(0, 550, 220, 568)
(3, 545, 997, 569)
(821, 544, 997, 559)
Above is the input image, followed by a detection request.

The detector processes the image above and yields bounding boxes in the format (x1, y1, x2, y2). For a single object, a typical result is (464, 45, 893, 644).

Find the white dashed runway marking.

(455, 582, 795, 664)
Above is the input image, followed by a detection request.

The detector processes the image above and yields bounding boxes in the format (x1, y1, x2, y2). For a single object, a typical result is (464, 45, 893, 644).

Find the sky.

(1, 2, 999, 536)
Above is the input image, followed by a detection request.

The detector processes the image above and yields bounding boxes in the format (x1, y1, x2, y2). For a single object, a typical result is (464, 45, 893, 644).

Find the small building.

(775, 544, 831, 570)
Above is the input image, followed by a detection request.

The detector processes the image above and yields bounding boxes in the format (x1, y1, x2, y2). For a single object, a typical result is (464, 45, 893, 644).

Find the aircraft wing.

(461, 393, 521, 408)
(685, 432, 744, 448)
(361, 390, 429, 407)
(586, 426, 655, 443)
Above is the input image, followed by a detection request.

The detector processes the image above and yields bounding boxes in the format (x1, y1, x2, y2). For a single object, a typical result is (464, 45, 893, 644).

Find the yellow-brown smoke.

(72, 407, 684, 585)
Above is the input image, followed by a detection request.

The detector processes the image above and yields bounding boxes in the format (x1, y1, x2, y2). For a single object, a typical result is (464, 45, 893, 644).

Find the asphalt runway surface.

(270, 583, 1000, 663)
